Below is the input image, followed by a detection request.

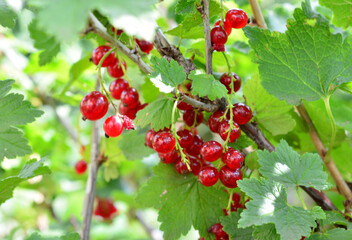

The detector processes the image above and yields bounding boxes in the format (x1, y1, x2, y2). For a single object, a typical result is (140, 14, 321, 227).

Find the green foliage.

(308, 229, 352, 240)
(0, 0, 16, 28)
(26, 232, 80, 240)
(319, 0, 352, 29)
(175, 0, 197, 15)
(136, 163, 228, 240)
(252, 224, 280, 240)
(0, 158, 51, 205)
(220, 211, 254, 240)
(190, 71, 227, 100)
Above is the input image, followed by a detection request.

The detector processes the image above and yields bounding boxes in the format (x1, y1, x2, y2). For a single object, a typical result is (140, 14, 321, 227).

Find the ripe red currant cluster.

(211, 8, 248, 51)
(93, 197, 118, 221)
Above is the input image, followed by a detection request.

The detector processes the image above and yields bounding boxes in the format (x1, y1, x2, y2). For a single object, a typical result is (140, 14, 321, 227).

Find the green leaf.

(330, 97, 352, 133)
(332, 142, 352, 182)
(238, 178, 324, 240)
(244, 5, 352, 104)
(136, 163, 227, 240)
(244, 76, 296, 136)
(252, 224, 281, 240)
(189, 71, 227, 100)
(258, 140, 329, 190)
(0, 158, 51, 205)
(135, 98, 178, 131)
(308, 229, 352, 240)
(141, 77, 161, 103)
(26, 232, 80, 240)
(0, 0, 17, 28)
(228, 133, 254, 151)
(0, 127, 32, 161)
(339, 82, 352, 95)
(175, 0, 196, 15)
(319, 0, 352, 29)
(321, 211, 352, 228)
(28, 20, 61, 66)
(166, 25, 205, 39)
(117, 130, 154, 160)
(220, 211, 254, 240)
(151, 57, 187, 88)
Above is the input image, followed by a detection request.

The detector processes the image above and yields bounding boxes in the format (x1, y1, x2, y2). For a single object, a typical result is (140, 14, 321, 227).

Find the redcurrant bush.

(109, 78, 129, 100)
(198, 166, 219, 187)
(200, 141, 223, 162)
(91, 45, 115, 67)
(103, 116, 123, 137)
(152, 132, 176, 154)
(233, 103, 253, 125)
(225, 8, 248, 29)
(80, 91, 109, 121)
(222, 148, 244, 170)
(107, 60, 127, 78)
(210, 26, 228, 52)
(219, 166, 243, 188)
(75, 160, 87, 174)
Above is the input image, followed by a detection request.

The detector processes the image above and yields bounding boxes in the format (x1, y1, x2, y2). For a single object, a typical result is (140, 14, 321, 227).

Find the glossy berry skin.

(218, 120, 241, 143)
(222, 148, 244, 170)
(215, 19, 232, 36)
(136, 39, 154, 54)
(119, 103, 138, 120)
(231, 193, 244, 212)
(75, 160, 87, 174)
(159, 149, 180, 164)
(186, 135, 204, 157)
(91, 45, 116, 67)
(145, 129, 156, 148)
(210, 26, 228, 52)
(103, 116, 123, 137)
(200, 141, 223, 162)
(94, 198, 118, 220)
(177, 129, 194, 148)
(190, 157, 202, 176)
(80, 91, 109, 121)
(219, 73, 241, 94)
(175, 160, 191, 175)
(208, 110, 225, 133)
(152, 132, 176, 154)
(209, 223, 228, 238)
(233, 103, 252, 125)
(109, 78, 129, 100)
(183, 109, 204, 127)
(198, 166, 219, 186)
(107, 60, 127, 78)
(219, 166, 242, 188)
(225, 9, 248, 29)
(121, 88, 139, 108)
(177, 100, 192, 111)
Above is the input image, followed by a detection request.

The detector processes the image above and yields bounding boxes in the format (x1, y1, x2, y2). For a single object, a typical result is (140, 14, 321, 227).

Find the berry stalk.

(323, 96, 336, 161)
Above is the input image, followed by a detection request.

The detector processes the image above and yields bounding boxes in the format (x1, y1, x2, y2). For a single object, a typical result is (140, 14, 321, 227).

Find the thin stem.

(199, 0, 213, 74)
(220, 0, 224, 23)
(222, 52, 231, 74)
(226, 189, 234, 211)
(296, 187, 307, 210)
(323, 96, 336, 160)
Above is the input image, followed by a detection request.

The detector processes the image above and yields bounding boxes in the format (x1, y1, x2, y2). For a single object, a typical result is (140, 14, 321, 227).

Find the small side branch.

(198, 0, 213, 74)
(248, 0, 267, 29)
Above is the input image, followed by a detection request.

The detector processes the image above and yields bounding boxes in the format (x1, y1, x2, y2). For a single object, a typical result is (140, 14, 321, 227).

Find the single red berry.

(177, 100, 192, 111)
(225, 9, 248, 29)
(219, 73, 241, 93)
(209, 223, 228, 238)
(103, 116, 124, 137)
(177, 129, 194, 148)
(91, 45, 116, 67)
(185, 82, 192, 91)
(175, 160, 191, 174)
(219, 166, 242, 188)
(186, 135, 204, 157)
(80, 91, 109, 121)
(222, 148, 244, 170)
(119, 104, 138, 120)
(75, 160, 87, 174)
(210, 26, 228, 52)
(145, 129, 156, 148)
(159, 149, 180, 164)
(215, 19, 232, 36)
(183, 109, 204, 127)
(107, 60, 127, 78)
(198, 166, 219, 186)
(300, 237, 306, 240)
(218, 120, 241, 143)
(233, 103, 252, 125)
(94, 198, 118, 220)
(109, 78, 129, 100)
(121, 88, 139, 108)
(231, 193, 244, 212)
(208, 110, 225, 133)
(189, 156, 201, 176)
(200, 141, 223, 162)
(122, 116, 136, 130)
(135, 39, 154, 54)
(152, 132, 176, 153)
(111, 27, 124, 35)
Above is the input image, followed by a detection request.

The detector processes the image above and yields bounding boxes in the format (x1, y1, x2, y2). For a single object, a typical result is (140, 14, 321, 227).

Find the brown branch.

(198, 0, 213, 74)
(240, 123, 275, 151)
(248, 0, 267, 29)
(180, 94, 221, 112)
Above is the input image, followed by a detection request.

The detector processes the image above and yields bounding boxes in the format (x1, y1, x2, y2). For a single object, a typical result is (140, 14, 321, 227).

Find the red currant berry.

(137, 103, 148, 112)
(94, 198, 118, 220)
(225, 9, 248, 29)
(177, 100, 192, 111)
(175, 160, 191, 175)
(109, 78, 129, 100)
(219, 73, 241, 93)
(145, 129, 156, 148)
(119, 104, 138, 120)
(75, 160, 87, 174)
(103, 116, 123, 137)
(122, 115, 136, 130)
(183, 109, 204, 127)
(209, 223, 228, 239)
(230, 193, 244, 212)
(198, 166, 219, 186)
(152, 132, 176, 154)
(186, 135, 204, 157)
(159, 149, 180, 164)
(121, 88, 139, 108)
(218, 120, 241, 143)
(80, 91, 109, 121)
(210, 26, 228, 52)
(215, 19, 232, 36)
(135, 39, 154, 54)
(208, 110, 225, 133)
(222, 148, 244, 170)
(112, 27, 124, 35)
(200, 141, 223, 162)
(107, 60, 127, 78)
(188, 156, 201, 176)
(233, 103, 252, 125)
(91, 45, 116, 67)
(219, 166, 242, 188)
(177, 129, 194, 148)
(185, 82, 192, 91)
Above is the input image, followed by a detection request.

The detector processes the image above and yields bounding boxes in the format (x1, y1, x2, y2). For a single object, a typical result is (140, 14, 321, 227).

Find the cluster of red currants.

(93, 197, 118, 221)
(211, 8, 248, 51)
